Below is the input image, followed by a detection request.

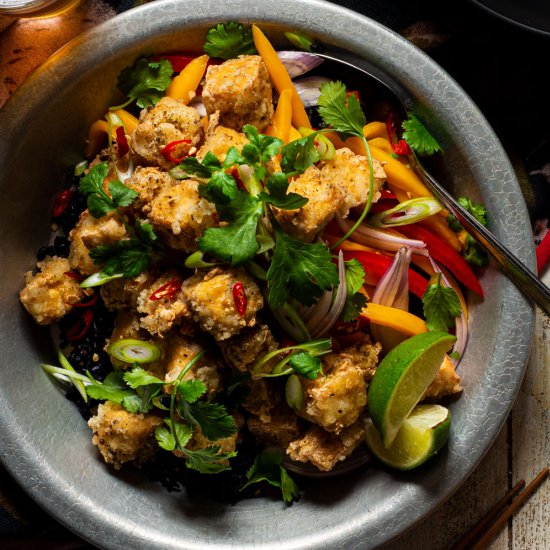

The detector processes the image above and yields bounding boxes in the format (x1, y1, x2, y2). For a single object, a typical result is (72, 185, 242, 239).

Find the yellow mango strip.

(370, 145, 432, 197)
(363, 121, 388, 140)
(252, 25, 311, 129)
(421, 215, 462, 252)
(289, 125, 302, 141)
(84, 120, 110, 158)
(272, 88, 293, 144)
(360, 303, 427, 336)
(368, 137, 393, 155)
(324, 233, 384, 255)
(166, 54, 209, 104)
(111, 109, 139, 134)
(323, 131, 366, 155)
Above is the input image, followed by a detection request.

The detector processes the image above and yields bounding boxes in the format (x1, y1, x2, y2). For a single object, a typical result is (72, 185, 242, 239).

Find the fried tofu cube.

(19, 256, 87, 325)
(124, 167, 177, 214)
(298, 338, 380, 433)
(202, 55, 274, 132)
(147, 179, 217, 253)
(100, 272, 156, 311)
(247, 407, 301, 449)
(164, 334, 222, 400)
(217, 324, 277, 372)
(136, 271, 189, 336)
(181, 267, 264, 341)
(88, 402, 163, 469)
(132, 97, 203, 169)
(242, 378, 281, 424)
(68, 210, 126, 275)
(286, 422, 365, 472)
(196, 125, 249, 163)
(423, 354, 463, 401)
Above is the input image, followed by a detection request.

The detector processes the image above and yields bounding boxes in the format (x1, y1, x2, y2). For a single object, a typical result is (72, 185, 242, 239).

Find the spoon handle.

(413, 155, 550, 315)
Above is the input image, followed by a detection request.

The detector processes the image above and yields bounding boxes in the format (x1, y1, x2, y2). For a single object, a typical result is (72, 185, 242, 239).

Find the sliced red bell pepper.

(536, 230, 550, 275)
(386, 111, 412, 156)
(341, 250, 429, 299)
(399, 224, 484, 296)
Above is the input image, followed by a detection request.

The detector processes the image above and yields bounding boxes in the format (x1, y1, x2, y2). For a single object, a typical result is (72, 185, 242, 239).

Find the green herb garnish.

(402, 113, 443, 156)
(203, 22, 257, 60)
(422, 273, 462, 333)
(340, 258, 368, 322)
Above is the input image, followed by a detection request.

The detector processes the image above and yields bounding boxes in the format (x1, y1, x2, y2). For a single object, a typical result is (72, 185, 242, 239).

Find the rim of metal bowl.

(0, 1, 535, 549)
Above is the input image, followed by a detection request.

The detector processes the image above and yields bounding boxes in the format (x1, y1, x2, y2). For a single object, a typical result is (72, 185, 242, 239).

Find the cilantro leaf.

(181, 400, 237, 441)
(422, 274, 462, 332)
(267, 230, 339, 308)
(108, 179, 138, 208)
(155, 419, 193, 452)
(242, 125, 283, 164)
(134, 219, 159, 247)
(90, 238, 154, 277)
(223, 146, 246, 168)
(199, 191, 263, 265)
(123, 367, 164, 389)
(182, 446, 236, 474)
(288, 352, 322, 380)
(86, 371, 135, 404)
(79, 162, 109, 195)
(402, 113, 443, 156)
(176, 379, 207, 404)
(317, 81, 365, 137)
(281, 133, 320, 175)
(171, 152, 222, 180)
(463, 234, 488, 267)
(341, 258, 368, 322)
(198, 171, 238, 205)
(117, 57, 173, 109)
(259, 173, 308, 210)
(241, 448, 299, 505)
(203, 22, 257, 60)
(458, 197, 488, 226)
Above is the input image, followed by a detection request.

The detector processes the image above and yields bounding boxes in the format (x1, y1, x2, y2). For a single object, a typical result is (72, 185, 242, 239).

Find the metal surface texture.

(0, 0, 535, 548)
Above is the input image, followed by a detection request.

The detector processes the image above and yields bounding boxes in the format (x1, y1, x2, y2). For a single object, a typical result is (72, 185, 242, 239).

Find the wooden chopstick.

(452, 467, 549, 550)
(450, 479, 526, 550)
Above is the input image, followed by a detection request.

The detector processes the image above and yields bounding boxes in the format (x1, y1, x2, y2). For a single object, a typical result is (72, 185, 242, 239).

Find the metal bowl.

(0, 1, 535, 548)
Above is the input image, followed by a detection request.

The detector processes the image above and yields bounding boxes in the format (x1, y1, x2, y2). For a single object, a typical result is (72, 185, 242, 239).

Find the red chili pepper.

(160, 139, 192, 163)
(115, 126, 129, 157)
(399, 224, 484, 296)
(71, 293, 98, 308)
(232, 282, 247, 317)
(368, 199, 399, 214)
(231, 167, 246, 191)
(536, 230, 550, 276)
(379, 188, 397, 200)
(149, 278, 182, 301)
(66, 309, 94, 341)
(386, 112, 412, 156)
(64, 271, 84, 282)
(341, 249, 429, 299)
(346, 90, 360, 102)
(52, 189, 74, 218)
(279, 338, 297, 348)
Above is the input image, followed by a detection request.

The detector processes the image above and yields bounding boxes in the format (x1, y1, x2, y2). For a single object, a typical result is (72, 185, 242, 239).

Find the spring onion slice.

(184, 251, 221, 269)
(80, 271, 124, 288)
(285, 374, 304, 411)
(270, 301, 311, 343)
(107, 339, 161, 364)
(368, 197, 442, 228)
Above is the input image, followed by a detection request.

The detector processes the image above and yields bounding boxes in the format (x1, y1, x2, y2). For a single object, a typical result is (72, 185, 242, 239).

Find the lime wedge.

(365, 404, 451, 470)
(367, 331, 455, 448)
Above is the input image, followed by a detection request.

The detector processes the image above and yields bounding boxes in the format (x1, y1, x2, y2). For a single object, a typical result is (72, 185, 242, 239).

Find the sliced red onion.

(371, 247, 411, 352)
(292, 76, 332, 107)
(368, 197, 443, 228)
(277, 50, 324, 79)
(189, 97, 206, 116)
(297, 252, 347, 338)
(336, 215, 426, 252)
(427, 256, 469, 364)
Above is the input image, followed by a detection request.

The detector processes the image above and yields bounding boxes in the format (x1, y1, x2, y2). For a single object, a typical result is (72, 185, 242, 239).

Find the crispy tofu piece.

(202, 55, 274, 132)
(196, 125, 249, 163)
(242, 378, 281, 424)
(68, 210, 126, 276)
(218, 324, 277, 372)
(136, 271, 189, 336)
(124, 167, 177, 214)
(100, 272, 156, 311)
(147, 179, 217, 253)
(164, 334, 222, 400)
(88, 402, 163, 469)
(423, 355, 463, 401)
(286, 422, 365, 472)
(132, 97, 203, 169)
(274, 148, 385, 242)
(181, 267, 264, 341)
(299, 339, 381, 433)
(19, 256, 87, 325)
(247, 407, 300, 449)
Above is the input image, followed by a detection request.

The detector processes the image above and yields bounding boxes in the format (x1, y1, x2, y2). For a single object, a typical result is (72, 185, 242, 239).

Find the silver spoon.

(318, 49, 550, 315)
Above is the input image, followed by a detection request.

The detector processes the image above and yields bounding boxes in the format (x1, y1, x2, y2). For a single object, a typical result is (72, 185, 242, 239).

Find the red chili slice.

(52, 189, 74, 218)
(115, 126, 129, 157)
(232, 282, 247, 317)
(64, 271, 84, 282)
(67, 309, 94, 341)
(149, 278, 182, 301)
(386, 111, 412, 156)
(231, 167, 246, 191)
(71, 293, 98, 308)
(160, 139, 192, 163)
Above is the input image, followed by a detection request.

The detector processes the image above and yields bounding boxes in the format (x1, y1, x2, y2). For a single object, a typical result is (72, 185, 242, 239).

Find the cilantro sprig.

(422, 273, 462, 332)
(203, 22, 257, 60)
(402, 113, 443, 156)
(340, 258, 368, 322)
(115, 57, 173, 110)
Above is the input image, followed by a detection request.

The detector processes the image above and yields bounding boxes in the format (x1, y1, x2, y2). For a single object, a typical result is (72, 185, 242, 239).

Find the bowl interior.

(0, 1, 534, 548)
